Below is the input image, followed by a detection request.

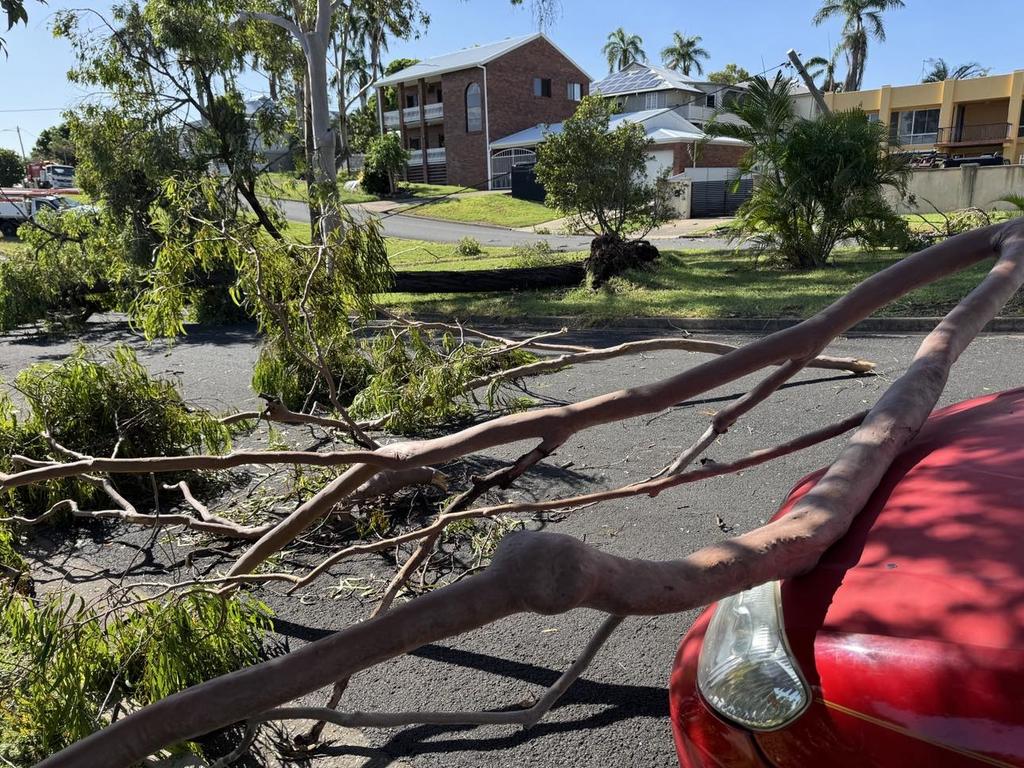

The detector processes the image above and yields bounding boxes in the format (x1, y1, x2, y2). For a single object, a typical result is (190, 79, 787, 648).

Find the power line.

(0, 107, 65, 113)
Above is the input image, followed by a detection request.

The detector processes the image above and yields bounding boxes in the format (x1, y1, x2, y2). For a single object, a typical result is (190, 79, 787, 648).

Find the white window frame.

(567, 82, 582, 102)
(644, 91, 667, 110)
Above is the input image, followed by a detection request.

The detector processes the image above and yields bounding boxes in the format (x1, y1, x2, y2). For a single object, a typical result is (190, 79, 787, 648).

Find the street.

(271, 197, 738, 251)
(3, 320, 1021, 767)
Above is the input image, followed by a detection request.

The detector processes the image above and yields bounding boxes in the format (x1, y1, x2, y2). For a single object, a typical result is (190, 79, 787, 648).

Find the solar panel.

(594, 67, 674, 95)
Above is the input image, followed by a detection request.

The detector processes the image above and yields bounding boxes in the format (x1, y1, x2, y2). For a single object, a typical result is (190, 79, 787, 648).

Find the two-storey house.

(372, 33, 590, 189)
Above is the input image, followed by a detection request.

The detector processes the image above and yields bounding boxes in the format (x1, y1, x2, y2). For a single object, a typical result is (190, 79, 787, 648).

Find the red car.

(670, 389, 1024, 767)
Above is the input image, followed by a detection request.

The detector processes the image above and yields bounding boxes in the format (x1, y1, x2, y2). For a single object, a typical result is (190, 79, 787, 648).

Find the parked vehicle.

(670, 388, 1024, 767)
(942, 154, 1010, 168)
(0, 195, 83, 236)
(25, 161, 76, 189)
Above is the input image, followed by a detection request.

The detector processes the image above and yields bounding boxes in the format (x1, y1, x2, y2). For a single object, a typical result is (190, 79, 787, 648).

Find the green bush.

(0, 590, 272, 763)
(251, 335, 371, 412)
(509, 240, 555, 268)
(362, 132, 408, 197)
(455, 236, 483, 257)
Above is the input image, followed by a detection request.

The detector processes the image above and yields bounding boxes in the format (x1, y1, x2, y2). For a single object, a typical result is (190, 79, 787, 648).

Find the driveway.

(271, 198, 736, 251)
(6, 322, 1017, 767)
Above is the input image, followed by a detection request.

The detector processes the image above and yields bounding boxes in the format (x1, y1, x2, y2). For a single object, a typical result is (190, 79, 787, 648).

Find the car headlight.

(696, 580, 809, 731)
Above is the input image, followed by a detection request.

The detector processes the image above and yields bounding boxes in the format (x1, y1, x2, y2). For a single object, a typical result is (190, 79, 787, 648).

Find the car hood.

(770, 388, 1024, 766)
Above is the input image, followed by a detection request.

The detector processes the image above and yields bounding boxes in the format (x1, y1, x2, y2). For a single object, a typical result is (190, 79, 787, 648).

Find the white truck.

(0, 195, 78, 237)
(25, 162, 76, 189)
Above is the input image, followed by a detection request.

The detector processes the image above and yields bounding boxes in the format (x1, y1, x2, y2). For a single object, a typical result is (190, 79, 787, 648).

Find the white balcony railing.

(383, 102, 444, 129)
(407, 147, 446, 166)
(676, 103, 745, 125)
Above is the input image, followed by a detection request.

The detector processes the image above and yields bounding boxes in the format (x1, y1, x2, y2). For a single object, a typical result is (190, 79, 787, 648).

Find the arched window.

(466, 83, 482, 133)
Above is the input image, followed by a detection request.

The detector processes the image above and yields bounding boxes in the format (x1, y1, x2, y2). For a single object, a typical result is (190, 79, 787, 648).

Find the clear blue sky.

(2, 0, 1021, 154)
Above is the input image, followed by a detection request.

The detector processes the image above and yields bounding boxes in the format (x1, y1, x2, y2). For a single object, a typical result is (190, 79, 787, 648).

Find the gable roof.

(592, 62, 704, 97)
(491, 107, 746, 149)
(373, 33, 587, 88)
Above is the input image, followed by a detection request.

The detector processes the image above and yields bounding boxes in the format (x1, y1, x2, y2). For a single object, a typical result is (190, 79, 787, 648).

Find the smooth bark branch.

(36, 221, 1024, 768)
(225, 224, 1014, 580)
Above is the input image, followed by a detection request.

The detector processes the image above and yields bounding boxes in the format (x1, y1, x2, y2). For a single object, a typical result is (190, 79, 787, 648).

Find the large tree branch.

(36, 220, 1024, 768)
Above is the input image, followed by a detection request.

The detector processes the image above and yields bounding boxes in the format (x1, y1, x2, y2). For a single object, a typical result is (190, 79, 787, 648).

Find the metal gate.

(690, 178, 753, 217)
(490, 148, 536, 190)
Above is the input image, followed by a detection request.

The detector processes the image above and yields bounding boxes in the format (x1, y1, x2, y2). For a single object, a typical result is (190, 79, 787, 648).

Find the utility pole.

(15, 126, 26, 160)
(787, 49, 831, 117)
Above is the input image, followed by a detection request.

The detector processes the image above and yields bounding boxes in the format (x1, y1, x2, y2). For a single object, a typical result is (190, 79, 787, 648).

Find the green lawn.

(0, 237, 23, 256)
(403, 192, 559, 228)
(281, 220, 583, 272)
(379, 248, 1019, 321)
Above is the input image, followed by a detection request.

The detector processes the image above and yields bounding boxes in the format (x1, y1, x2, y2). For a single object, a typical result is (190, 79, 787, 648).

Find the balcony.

(383, 102, 444, 129)
(675, 104, 744, 126)
(937, 123, 1011, 147)
(407, 147, 446, 166)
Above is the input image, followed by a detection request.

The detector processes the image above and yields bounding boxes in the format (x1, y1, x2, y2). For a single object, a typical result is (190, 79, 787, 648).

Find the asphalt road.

(3, 320, 1022, 768)
(272, 198, 736, 251)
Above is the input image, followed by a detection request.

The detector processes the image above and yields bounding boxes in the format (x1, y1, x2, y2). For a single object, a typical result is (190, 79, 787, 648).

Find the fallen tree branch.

(36, 220, 1024, 768)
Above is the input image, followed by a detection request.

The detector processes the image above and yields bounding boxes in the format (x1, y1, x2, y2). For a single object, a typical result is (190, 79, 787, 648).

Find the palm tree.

(660, 32, 709, 77)
(602, 27, 646, 73)
(805, 52, 842, 92)
(813, 0, 905, 92)
(922, 58, 989, 83)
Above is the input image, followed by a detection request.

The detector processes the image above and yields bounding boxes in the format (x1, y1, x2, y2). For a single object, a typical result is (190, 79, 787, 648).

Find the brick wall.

(440, 37, 590, 188)
(672, 142, 747, 173)
(442, 69, 489, 187)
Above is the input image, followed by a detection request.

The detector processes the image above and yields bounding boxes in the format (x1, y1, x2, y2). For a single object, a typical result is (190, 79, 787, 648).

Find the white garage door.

(645, 149, 674, 180)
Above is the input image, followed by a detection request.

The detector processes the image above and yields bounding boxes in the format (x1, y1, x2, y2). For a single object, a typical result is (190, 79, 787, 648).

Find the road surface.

(273, 198, 736, 251)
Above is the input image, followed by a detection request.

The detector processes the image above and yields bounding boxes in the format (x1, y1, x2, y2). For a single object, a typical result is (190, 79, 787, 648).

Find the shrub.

(0, 148, 23, 187)
(0, 590, 272, 763)
(455, 236, 482, 257)
(705, 75, 910, 269)
(362, 132, 408, 196)
(535, 95, 670, 239)
(509, 240, 555, 268)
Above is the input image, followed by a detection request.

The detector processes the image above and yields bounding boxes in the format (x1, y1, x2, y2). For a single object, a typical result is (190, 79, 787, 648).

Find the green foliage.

(660, 31, 709, 77)
(17, 345, 233, 460)
(0, 0, 30, 55)
(509, 240, 555, 268)
(0, 522, 26, 585)
(706, 75, 910, 268)
(455, 236, 483, 257)
(602, 27, 646, 73)
(252, 335, 371, 412)
(1000, 194, 1024, 216)
(0, 148, 22, 186)
(708, 63, 752, 85)
(535, 95, 670, 239)
(31, 122, 77, 165)
(2, 208, 110, 333)
(0, 345, 235, 523)
(0, 590, 272, 763)
(350, 330, 535, 434)
(363, 132, 409, 196)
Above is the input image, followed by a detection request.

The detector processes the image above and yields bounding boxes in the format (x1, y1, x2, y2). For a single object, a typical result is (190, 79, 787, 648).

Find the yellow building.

(824, 70, 1024, 163)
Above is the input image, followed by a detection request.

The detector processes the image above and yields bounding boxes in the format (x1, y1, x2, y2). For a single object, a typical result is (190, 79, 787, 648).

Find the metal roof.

(491, 108, 747, 149)
(373, 33, 587, 88)
(591, 63, 704, 96)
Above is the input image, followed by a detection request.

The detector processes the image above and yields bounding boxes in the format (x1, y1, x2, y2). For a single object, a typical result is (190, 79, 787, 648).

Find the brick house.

(372, 33, 590, 189)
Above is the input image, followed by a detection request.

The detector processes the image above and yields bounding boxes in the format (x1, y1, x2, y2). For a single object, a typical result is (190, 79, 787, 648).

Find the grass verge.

(379, 248, 1021, 321)
(403, 192, 559, 228)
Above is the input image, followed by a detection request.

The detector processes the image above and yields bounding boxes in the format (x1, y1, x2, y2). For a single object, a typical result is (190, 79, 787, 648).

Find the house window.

(408, 137, 421, 150)
(567, 82, 582, 102)
(705, 93, 716, 108)
(896, 108, 940, 144)
(436, 86, 443, 103)
(533, 77, 552, 98)
(465, 83, 482, 132)
(405, 92, 419, 109)
(438, 133, 445, 148)
(645, 91, 667, 110)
